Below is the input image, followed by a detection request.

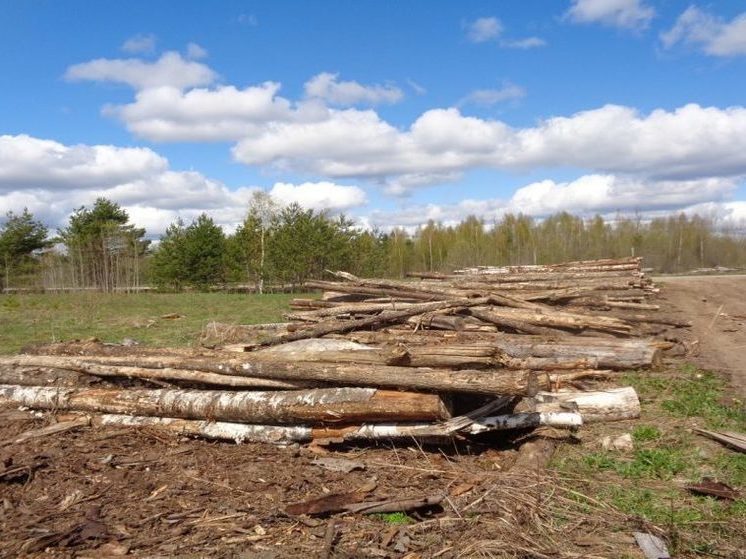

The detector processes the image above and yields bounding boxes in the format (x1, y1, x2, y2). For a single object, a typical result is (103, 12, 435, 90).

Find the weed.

(372, 512, 413, 525)
(632, 425, 661, 442)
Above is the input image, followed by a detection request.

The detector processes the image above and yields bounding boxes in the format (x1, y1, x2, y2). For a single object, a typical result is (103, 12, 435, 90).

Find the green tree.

(228, 191, 279, 292)
(0, 208, 49, 288)
(149, 219, 186, 290)
(150, 214, 227, 291)
(180, 214, 227, 290)
(58, 198, 148, 291)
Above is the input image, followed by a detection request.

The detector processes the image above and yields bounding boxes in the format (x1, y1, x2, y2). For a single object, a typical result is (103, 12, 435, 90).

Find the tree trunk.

(0, 355, 608, 396)
(533, 387, 640, 422)
(0, 384, 450, 424)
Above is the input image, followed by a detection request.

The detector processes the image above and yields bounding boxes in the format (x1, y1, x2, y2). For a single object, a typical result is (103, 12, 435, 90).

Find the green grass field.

(0, 292, 303, 353)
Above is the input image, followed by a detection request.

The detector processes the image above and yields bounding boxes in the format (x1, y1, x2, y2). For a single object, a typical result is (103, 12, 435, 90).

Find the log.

(466, 411, 582, 433)
(94, 398, 514, 444)
(0, 355, 607, 395)
(0, 357, 319, 390)
(468, 308, 569, 336)
(257, 296, 501, 347)
(0, 365, 95, 387)
(0, 384, 450, 424)
(344, 331, 662, 369)
(256, 339, 501, 369)
(468, 306, 633, 335)
(533, 387, 641, 422)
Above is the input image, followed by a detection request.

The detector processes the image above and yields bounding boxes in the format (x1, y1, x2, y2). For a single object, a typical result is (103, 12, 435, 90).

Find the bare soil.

(658, 275, 746, 398)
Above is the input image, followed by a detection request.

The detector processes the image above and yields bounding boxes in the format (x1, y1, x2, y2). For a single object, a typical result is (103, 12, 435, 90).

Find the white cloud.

(304, 73, 403, 106)
(121, 33, 156, 54)
(366, 174, 739, 229)
(466, 17, 504, 43)
(458, 82, 526, 107)
(269, 181, 367, 212)
(0, 134, 366, 236)
(65, 51, 217, 90)
(661, 6, 746, 57)
(565, 0, 655, 30)
(0, 134, 167, 189)
(107, 83, 295, 141)
(232, 103, 746, 191)
(186, 42, 208, 60)
(501, 37, 547, 49)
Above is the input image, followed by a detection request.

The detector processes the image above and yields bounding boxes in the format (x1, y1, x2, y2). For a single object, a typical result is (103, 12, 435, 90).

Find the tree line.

(1, 193, 745, 292)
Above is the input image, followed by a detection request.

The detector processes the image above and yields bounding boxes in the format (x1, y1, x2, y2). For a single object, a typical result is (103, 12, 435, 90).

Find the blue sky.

(1, 0, 746, 235)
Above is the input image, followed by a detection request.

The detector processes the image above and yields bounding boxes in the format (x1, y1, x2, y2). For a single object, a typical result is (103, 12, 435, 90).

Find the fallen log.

(466, 411, 582, 433)
(344, 331, 662, 369)
(0, 355, 607, 395)
(0, 357, 320, 390)
(467, 308, 567, 336)
(533, 387, 641, 422)
(257, 296, 502, 347)
(0, 384, 450, 424)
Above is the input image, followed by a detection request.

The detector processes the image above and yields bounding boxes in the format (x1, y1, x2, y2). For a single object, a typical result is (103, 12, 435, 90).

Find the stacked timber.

(0, 257, 684, 450)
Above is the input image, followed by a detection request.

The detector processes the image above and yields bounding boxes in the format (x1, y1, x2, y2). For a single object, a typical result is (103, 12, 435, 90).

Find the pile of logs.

(0, 257, 686, 450)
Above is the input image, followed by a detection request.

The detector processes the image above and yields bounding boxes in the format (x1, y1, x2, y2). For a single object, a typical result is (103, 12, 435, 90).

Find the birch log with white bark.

(0, 384, 450, 423)
(533, 387, 641, 422)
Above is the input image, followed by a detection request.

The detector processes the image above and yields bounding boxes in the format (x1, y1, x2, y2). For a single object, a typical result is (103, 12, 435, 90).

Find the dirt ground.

(658, 275, 746, 398)
(0, 277, 744, 558)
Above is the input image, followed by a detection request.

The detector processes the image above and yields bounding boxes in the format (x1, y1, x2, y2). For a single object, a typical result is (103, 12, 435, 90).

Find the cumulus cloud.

(466, 17, 504, 43)
(106, 82, 296, 141)
(565, 0, 655, 30)
(232, 103, 746, 190)
(661, 6, 746, 57)
(366, 174, 739, 230)
(0, 134, 368, 236)
(269, 181, 367, 211)
(121, 33, 157, 54)
(65, 51, 217, 90)
(304, 73, 403, 106)
(0, 134, 167, 189)
(458, 82, 526, 107)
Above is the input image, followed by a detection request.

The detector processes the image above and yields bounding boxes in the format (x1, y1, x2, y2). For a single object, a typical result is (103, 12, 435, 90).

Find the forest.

(1, 192, 745, 292)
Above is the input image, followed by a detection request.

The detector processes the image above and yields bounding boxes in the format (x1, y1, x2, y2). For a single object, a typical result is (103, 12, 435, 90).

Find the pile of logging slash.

(0, 257, 688, 453)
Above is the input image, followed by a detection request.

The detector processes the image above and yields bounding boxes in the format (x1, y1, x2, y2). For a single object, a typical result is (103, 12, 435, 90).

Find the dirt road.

(659, 275, 746, 398)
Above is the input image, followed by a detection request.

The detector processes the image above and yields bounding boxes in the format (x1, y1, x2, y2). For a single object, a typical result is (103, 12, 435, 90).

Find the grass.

(372, 512, 413, 525)
(0, 292, 305, 353)
(552, 363, 746, 557)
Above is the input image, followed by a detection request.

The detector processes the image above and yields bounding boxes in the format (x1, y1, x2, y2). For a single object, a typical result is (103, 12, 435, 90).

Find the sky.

(2, 0, 746, 237)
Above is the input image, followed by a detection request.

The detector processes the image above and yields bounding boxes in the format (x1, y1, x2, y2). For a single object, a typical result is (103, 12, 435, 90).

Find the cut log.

(3, 354, 609, 396)
(257, 296, 503, 347)
(533, 387, 641, 422)
(0, 365, 95, 387)
(468, 308, 567, 336)
(344, 331, 662, 369)
(0, 384, 450, 424)
(0, 357, 320, 390)
(466, 411, 582, 433)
